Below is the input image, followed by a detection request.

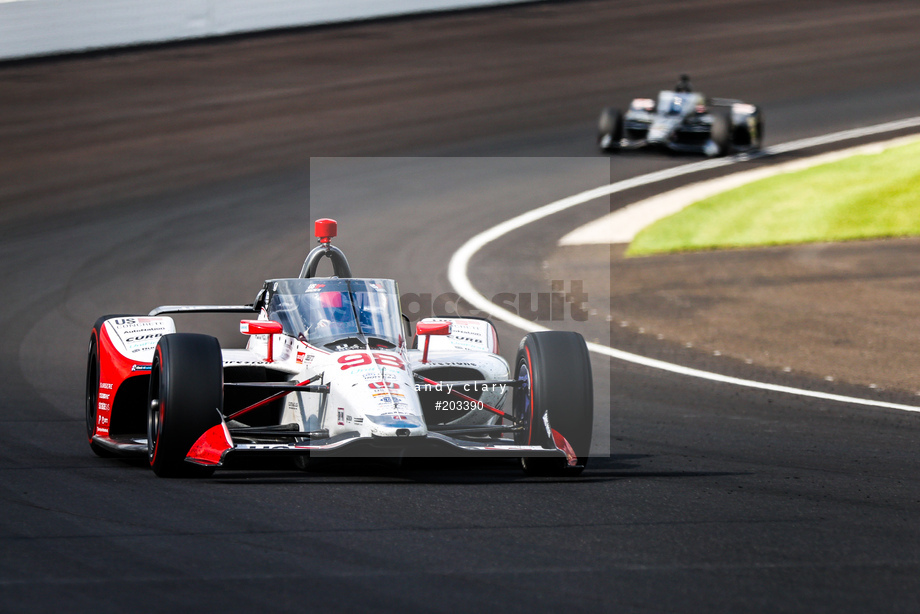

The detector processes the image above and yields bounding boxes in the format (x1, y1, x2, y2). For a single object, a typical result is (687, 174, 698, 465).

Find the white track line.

(448, 117, 920, 413)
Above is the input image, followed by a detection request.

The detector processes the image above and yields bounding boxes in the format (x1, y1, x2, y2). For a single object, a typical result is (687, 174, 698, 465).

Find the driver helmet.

(320, 291, 351, 322)
(675, 74, 692, 93)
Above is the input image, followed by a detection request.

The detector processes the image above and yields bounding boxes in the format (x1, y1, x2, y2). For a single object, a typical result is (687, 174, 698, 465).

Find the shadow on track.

(160, 455, 749, 486)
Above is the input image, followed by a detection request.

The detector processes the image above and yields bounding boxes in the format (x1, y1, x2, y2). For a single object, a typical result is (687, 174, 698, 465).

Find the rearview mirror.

(240, 320, 283, 335)
(240, 320, 283, 363)
(416, 320, 451, 363)
(416, 321, 451, 337)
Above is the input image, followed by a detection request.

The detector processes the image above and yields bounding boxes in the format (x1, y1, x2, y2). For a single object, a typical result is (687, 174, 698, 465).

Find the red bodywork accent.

(93, 324, 151, 440)
(186, 422, 233, 466)
(314, 218, 337, 244)
(551, 429, 579, 467)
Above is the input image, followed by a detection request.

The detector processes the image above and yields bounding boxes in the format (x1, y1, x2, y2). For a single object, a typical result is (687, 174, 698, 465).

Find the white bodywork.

(238, 314, 510, 441)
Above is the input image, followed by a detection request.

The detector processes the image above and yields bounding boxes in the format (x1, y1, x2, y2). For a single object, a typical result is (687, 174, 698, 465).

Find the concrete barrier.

(0, 0, 532, 60)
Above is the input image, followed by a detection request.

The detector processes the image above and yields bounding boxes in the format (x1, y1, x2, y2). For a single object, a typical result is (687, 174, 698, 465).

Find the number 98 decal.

(338, 352, 405, 371)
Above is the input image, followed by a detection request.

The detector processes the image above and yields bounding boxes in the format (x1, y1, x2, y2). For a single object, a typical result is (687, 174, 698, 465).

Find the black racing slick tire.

(147, 333, 223, 478)
(752, 111, 765, 150)
(597, 107, 623, 152)
(709, 109, 732, 156)
(86, 330, 113, 457)
(85, 314, 135, 457)
(513, 331, 593, 476)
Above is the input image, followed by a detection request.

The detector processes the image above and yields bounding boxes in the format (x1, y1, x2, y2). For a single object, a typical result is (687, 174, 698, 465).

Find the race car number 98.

(338, 352, 405, 371)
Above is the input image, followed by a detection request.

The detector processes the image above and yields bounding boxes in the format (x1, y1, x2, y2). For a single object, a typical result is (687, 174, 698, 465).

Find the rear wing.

(709, 97, 743, 108)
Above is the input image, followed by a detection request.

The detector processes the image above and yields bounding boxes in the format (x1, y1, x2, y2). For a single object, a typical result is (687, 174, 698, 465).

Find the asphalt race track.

(2, 1, 920, 612)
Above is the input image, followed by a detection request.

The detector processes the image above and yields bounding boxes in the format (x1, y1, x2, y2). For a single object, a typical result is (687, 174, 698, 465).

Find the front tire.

(513, 331, 593, 476)
(147, 333, 223, 478)
(598, 107, 623, 152)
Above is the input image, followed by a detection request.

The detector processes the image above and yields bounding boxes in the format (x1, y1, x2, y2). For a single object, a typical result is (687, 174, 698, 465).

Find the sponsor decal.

(361, 370, 400, 381)
(107, 318, 175, 356)
(423, 360, 479, 368)
(131, 364, 152, 372)
(125, 334, 162, 343)
(381, 420, 419, 429)
(98, 402, 110, 411)
(119, 327, 165, 335)
(296, 351, 306, 364)
(337, 407, 345, 426)
(99, 393, 110, 400)
(368, 381, 400, 390)
(100, 383, 113, 390)
(97, 415, 109, 425)
(367, 414, 419, 429)
(333, 343, 363, 352)
(111, 317, 171, 334)
(373, 391, 405, 400)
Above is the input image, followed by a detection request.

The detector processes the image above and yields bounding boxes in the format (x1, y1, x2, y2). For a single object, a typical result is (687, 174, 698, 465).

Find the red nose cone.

(315, 218, 337, 244)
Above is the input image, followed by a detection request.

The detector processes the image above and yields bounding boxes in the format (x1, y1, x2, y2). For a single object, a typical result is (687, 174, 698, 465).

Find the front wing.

(185, 425, 569, 467)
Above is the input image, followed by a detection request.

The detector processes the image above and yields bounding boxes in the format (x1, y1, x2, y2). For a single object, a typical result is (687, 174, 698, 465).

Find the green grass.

(627, 139, 920, 256)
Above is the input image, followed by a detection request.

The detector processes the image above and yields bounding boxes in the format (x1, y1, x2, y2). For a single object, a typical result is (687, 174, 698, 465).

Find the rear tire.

(751, 111, 764, 149)
(709, 110, 732, 156)
(85, 332, 114, 457)
(147, 333, 223, 478)
(512, 331, 593, 476)
(85, 314, 136, 457)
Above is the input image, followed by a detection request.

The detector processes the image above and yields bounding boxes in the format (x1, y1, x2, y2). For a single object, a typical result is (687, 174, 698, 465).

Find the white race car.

(85, 219, 594, 477)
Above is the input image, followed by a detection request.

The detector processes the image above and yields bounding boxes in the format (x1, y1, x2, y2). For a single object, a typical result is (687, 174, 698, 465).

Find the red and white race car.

(85, 219, 593, 477)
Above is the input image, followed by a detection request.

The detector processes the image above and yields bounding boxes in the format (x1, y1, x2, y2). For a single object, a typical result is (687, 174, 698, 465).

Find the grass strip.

(627, 140, 920, 256)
